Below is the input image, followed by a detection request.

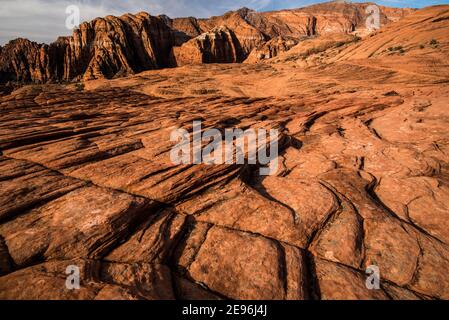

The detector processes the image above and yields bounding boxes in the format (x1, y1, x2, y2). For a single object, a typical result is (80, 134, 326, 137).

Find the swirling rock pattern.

(0, 5, 448, 300)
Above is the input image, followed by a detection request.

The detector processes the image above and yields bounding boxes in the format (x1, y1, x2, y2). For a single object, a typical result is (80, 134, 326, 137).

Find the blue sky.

(1, 0, 449, 45)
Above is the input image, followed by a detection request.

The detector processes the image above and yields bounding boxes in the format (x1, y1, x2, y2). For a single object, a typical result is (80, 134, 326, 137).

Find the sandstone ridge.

(0, 2, 414, 83)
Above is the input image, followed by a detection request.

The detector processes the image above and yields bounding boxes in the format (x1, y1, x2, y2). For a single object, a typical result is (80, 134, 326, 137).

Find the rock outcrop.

(169, 4, 415, 54)
(0, 2, 414, 84)
(172, 26, 244, 66)
(0, 38, 66, 83)
(72, 12, 174, 81)
(244, 37, 299, 63)
(0, 12, 174, 83)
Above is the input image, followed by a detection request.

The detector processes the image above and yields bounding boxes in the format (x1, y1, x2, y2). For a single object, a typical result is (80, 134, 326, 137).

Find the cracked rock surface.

(0, 5, 449, 300)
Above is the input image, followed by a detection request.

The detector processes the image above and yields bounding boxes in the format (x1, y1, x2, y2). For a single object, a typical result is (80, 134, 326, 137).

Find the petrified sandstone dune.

(0, 4, 449, 300)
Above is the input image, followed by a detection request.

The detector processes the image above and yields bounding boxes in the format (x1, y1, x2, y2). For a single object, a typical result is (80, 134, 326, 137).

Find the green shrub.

(75, 83, 85, 91)
(388, 46, 404, 53)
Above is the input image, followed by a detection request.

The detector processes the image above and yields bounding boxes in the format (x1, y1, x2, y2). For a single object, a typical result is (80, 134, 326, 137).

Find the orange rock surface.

(0, 4, 448, 300)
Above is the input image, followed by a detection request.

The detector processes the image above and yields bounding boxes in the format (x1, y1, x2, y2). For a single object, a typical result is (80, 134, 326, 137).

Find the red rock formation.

(0, 2, 414, 84)
(172, 26, 244, 66)
(0, 5, 448, 300)
(0, 38, 64, 83)
(170, 4, 415, 54)
(244, 37, 299, 63)
(71, 12, 174, 81)
(0, 13, 174, 83)
(162, 15, 202, 46)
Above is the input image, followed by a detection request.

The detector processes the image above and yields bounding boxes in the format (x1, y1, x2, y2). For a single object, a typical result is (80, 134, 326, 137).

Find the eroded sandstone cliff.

(172, 26, 244, 66)
(0, 2, 414, 83)
(0, 12, 174, 83)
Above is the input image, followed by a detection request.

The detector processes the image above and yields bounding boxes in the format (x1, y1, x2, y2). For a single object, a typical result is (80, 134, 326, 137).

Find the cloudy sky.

(1, 0, 448, 45)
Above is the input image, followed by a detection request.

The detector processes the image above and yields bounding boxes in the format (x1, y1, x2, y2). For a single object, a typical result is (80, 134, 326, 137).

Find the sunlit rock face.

(0, 2, 413, 83)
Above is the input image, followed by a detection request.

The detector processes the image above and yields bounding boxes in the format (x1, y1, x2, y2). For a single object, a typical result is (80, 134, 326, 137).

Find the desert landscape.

(0, 1, 448, 300)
